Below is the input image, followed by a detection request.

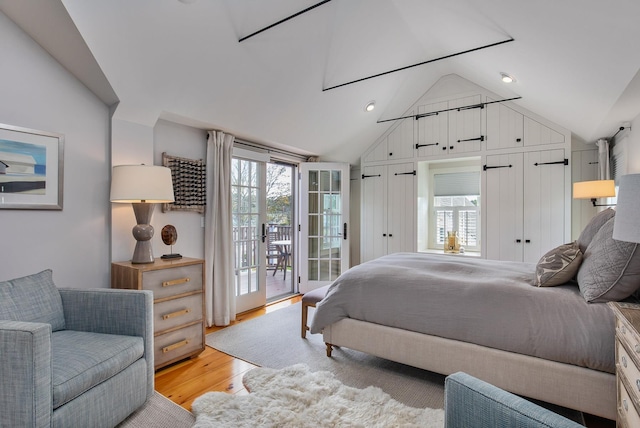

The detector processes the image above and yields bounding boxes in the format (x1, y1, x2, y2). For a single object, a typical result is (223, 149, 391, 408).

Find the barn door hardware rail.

(362, 173, 381, 179)
(533, 159, 568, 167)
(239, 0, 332, 42)
(458, 136, 484, 143)
(324, 38, 514, 91)
(483, 164, 512, 171)
(394, 170, 416, 176)
(378, 97, 522, 124)
(416, 142, 439, 149)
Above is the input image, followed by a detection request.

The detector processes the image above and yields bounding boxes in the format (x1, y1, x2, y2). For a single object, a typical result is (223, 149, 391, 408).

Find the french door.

(231, 156, 267, 313)
(299, 162, 350, 294)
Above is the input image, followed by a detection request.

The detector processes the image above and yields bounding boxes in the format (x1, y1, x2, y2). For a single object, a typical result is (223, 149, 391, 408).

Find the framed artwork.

(162, 152, 206, 213)
(0, 123, 64, 210)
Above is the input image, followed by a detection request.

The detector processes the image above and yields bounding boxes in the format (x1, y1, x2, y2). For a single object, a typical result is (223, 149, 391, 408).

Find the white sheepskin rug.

(191, 363, 444, 427)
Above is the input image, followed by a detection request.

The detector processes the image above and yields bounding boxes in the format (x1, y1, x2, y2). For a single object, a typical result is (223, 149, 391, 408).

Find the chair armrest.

(59, 288, 155, 397)
(0, 321, 52, 428)
(444, 372, 584, 428)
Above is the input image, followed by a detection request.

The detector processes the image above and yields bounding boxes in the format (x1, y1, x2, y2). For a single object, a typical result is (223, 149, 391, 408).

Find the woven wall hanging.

(162, 152, 206, 213)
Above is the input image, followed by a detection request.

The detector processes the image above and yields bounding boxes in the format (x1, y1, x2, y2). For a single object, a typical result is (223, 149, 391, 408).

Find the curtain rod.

(610, 126, 630, 140)
(377, 96, 522, 123)
(323, 38, 514, 91)
(239, 0, 332, 42)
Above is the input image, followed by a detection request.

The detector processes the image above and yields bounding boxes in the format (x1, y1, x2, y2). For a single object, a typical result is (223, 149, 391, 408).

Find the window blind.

(434, 172, 480, 196)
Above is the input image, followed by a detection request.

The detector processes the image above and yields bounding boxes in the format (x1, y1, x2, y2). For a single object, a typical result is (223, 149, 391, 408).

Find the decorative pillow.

(576, 208, 615, 254)
(534, 242, 583, 287)
(577, 218, 640, 303)
(0, 269, 65, 331)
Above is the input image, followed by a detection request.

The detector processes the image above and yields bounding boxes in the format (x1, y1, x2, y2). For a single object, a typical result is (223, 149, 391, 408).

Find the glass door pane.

(299, 162, 350, 294)
(232, 158, 266, 313)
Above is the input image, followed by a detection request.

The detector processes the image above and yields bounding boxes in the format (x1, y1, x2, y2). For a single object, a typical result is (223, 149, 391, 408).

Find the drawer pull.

(622, 356, 628, 368)
(637, 379, 640, 392)
(635, 344, 640, 353)
(163, 339, 190, 353)
(162, 277, 191, 287)
(624, 398, 628, 412)
(622, 325, 627, 334)
(162, 308, 191, 320)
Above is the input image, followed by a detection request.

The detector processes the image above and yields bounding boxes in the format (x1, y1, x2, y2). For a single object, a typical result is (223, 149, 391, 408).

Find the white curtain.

(596, 138, 610, 180)
(204, 130, 236, 326)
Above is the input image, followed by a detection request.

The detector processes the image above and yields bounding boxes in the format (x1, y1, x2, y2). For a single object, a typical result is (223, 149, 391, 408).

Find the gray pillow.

(534, 242, 583, 287)
(577, 218, 640, 303)
(0, 269, 65, 331)
(576, 208, 615, 254)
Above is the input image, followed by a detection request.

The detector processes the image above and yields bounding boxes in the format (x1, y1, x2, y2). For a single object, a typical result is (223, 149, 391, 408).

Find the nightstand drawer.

(619, 379, 640, 428)
(617, 317, 640, 357)
(154, 293, 203, 333)
(143, 264, 203, 299)
(154, 323, 204, 368)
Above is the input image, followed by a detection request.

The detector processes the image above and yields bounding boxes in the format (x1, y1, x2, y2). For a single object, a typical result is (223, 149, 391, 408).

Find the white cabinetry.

(363, 113, 414, 163)
(448, 95, 485, 154)
(484, 149, 568, 263)
(361, 163, 416, 262)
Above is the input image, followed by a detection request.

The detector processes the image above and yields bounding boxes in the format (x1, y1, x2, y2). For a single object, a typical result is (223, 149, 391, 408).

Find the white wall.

(628, 113, 640, 173)
(0, 11, 111, 287)
(152, 119, 207, 259)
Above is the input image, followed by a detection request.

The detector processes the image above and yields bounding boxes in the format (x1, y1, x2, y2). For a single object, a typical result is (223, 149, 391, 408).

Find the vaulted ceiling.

(4, 0, 640, 164)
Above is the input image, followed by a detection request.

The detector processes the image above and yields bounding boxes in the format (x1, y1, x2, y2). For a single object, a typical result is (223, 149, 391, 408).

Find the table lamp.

(110, 165, 175, 264)
(573, 180, 616, 206)
(613, 174, 640, 243)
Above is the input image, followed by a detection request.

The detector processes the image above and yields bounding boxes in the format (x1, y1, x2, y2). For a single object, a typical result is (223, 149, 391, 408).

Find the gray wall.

(0, 11, 111, 287)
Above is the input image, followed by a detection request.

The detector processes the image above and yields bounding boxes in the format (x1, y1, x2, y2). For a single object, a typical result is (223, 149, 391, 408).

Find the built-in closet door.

(361, 165, 386, 262)
(386, 163, 416, 255)
(486, 102, 524, 150)
(484, 153, 524, 262)
(360, 162, 416, 262)
(522, 149, 567, 262)
(449, 95, 484, 154)
(484, 149, 568, 263)
(416, 101, 448, 157)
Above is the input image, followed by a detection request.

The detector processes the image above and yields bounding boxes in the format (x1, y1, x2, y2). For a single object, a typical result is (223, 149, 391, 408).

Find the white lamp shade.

(110, 165, 175, 203)
(612, 173, 640, 243)
(572, 180, 616, 199)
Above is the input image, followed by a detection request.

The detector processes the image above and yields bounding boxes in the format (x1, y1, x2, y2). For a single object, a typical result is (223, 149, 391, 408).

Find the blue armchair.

(0, 270, 154, 428)
(445, 372, 584, 428)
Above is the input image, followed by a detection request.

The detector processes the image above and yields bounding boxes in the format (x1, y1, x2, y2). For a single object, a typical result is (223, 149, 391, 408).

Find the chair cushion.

(0, 269, 65, 331)
(51, 330, 144, 409)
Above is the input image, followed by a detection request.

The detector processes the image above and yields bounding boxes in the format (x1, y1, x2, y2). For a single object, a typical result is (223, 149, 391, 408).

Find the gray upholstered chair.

(0, 269, 154, 428)
(444, 372, 584, 428)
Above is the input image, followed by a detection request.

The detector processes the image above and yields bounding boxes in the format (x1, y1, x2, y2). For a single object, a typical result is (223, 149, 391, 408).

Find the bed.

(310, 209, 640, 420)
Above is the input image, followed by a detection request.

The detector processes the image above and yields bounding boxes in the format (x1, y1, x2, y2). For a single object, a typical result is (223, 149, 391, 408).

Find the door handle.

(261, 223, 266, 243)
(343, 223, 348, 240)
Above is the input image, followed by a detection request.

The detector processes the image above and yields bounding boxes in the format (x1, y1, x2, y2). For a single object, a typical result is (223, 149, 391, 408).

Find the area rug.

(117, 391, 195, 428)
(191, 363, 444, 428)
(205, 302, 446, 410)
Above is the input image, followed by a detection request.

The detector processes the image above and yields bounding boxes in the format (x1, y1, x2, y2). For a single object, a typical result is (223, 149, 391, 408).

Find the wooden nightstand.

(608, 302, 640, 427)
(111, 257, 205, 370)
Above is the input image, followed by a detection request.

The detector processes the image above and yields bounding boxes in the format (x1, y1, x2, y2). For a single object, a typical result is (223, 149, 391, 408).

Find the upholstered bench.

(301, 284, 330, 338)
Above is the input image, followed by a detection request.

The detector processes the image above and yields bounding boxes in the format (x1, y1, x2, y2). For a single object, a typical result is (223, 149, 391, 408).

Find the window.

(431, 171, 480, 251)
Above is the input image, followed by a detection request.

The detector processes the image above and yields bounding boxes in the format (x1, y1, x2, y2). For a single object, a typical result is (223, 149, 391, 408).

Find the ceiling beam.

(323, 38, 515, 92)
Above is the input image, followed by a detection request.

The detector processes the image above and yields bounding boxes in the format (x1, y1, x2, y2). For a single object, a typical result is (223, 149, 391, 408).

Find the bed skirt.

(323, 318, 616, 420)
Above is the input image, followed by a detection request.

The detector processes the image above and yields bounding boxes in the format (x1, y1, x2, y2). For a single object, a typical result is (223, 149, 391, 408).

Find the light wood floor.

(154, 295, 614, 427)
(154, 295, 301, 411)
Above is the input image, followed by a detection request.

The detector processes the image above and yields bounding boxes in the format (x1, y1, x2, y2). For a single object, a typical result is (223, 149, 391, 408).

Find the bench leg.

(326, 342, 334, 357)
(301, 303, 309, 338)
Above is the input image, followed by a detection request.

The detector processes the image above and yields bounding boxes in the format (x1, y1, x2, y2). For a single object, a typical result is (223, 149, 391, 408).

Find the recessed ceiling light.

(500, 73, 515, 83)
(365, 101, 376, 112)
